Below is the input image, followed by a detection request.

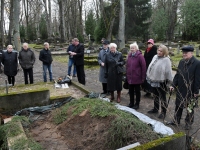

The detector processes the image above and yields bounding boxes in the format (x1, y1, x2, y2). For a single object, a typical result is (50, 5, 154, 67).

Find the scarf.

(146, 55, 173, 83)
(146, 47, 152, 53)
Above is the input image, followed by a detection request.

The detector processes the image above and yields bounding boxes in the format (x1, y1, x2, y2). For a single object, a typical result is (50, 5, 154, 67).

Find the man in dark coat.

(67, 39, 76, 77)
(69, 38, 85, 85)
(143, 39, 157, 97)
(98, 40, 110, 94)
(39, 42, 53, 82)
(18, 43, 36, 84)
(168, 46, 200, 130)
(2, 45, 18, 86)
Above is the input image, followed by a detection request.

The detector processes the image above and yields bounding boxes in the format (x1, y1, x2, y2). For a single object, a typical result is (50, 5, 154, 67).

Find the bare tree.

(58, 0, 65, 42)
(13, 0, 21, 51)
(118, 0, 125, 49)
(7, 0, 14, 45)
(0, 0, 4, 48)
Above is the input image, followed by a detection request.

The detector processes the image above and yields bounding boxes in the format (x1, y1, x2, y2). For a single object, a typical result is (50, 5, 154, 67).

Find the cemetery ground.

(0, 48, 200, 149)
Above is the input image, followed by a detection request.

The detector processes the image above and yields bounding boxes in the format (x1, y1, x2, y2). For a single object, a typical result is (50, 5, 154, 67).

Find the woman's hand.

(169, 86, 174, 91)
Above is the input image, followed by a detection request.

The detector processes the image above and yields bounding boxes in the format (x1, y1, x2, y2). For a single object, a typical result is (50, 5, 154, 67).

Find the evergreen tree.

(181, 0, 200, 40)
(85, 9, 96, 38)
(39, 14, 48, 40)
(94, 17, 107, 43)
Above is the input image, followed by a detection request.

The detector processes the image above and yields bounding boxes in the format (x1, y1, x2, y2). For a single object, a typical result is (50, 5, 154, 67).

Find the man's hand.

(70, 52, 77, 56)
(194, 94, 199, 97)
(170, 86, 174, 91)
(101, 62, 104, 66)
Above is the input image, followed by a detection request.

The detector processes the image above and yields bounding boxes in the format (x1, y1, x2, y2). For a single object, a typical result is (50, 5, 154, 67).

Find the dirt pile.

(29, 98, 160, 150)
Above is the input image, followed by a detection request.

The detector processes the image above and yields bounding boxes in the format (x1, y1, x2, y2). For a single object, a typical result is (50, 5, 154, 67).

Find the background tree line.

(0, 0, 200, 51)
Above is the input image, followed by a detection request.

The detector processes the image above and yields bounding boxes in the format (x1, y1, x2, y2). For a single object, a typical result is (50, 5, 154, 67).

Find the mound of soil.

(30, 111, 115, 150)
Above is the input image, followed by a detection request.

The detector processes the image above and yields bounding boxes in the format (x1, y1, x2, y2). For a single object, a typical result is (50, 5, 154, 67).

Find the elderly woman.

(126, 42, 146, 109)
(2, 45, 18, 86)
(105, 43, 125, 103)
(146, 44, 173, 119)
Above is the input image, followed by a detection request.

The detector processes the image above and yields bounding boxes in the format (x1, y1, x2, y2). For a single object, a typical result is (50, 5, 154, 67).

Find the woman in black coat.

(2, 45, 18, 86)
(143, 39, 157, 97)
(105, 43, 125, 103)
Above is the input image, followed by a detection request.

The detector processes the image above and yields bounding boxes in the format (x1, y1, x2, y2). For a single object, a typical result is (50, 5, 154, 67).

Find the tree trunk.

(107, 18, 115, 41)
(8, 0, 14, 45)
(166, 0, 179, 46)
(118, 0, 125, 49)
(58, 0, 65, 42)
(13, 0, 21, 51)
(48, 0, 52, 38)
(0, 0, 4, 49)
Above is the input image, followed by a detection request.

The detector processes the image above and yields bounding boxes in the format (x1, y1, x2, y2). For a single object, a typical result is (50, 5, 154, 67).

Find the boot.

(110, 91, 114, 102)
(117, 91, 121, 103)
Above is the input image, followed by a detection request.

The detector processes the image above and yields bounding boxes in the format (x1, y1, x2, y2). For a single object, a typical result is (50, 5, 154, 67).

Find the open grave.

(0, 80, 187, 150)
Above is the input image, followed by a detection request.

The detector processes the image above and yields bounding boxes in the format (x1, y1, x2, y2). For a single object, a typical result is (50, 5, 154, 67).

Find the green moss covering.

(0, 88, 49, 97)
(71, 81, 90, 94)
(131, 132, 185, 150)
(50, 94, 71, 101)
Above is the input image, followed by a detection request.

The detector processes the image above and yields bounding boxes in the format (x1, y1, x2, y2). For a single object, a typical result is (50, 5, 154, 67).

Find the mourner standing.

(146, 45, 173, 119)
(2, 45, 18, 86)
(69, 38, 85, 85)
(126, 42, 146, 109)
(67, 39, 76, 77)
(105, 43, 125, 103)
(143, 39, 157, 97)
(168, 46, 200, 130)
(98, 40, 110, 94)
(39, 42, 53, 82)
(18, 43, 36, 84)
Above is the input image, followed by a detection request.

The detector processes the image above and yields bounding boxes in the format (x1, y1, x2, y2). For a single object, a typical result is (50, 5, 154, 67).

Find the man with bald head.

(18, 43, 36, 84)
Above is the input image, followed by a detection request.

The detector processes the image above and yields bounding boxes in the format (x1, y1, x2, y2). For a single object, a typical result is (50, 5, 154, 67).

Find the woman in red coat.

(126, 42, 146, 109)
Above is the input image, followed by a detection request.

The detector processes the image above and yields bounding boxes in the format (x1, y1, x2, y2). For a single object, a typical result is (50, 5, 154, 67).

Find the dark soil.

(29, 110, 114, 150)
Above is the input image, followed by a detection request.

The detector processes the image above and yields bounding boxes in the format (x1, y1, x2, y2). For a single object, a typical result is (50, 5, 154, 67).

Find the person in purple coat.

(126, 42, 146, 109)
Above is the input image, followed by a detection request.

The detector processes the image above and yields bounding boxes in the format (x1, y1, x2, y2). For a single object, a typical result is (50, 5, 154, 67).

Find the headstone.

(177, 45, 180, 54)
(196, 47, 199, 57)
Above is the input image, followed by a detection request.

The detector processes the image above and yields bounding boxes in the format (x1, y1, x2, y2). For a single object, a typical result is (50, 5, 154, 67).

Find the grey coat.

(98, 48, 109, 83)
(18, 48, 35, 69)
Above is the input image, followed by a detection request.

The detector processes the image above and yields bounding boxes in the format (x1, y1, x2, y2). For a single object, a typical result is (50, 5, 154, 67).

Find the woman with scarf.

(104, 43, 125, 103)
(126, 42, 146, 109)
(143, 39, 157, 97)
(146, 44, 173, 119)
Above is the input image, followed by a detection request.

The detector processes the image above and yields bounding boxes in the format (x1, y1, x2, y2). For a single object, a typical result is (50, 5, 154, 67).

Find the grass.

(0, 116, 42, 149)
(51, 98, 160, 149)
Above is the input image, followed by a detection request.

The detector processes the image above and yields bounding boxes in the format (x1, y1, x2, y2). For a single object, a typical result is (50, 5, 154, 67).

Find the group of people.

(98, 38, 200, 130)
(1, 42, 53, 85)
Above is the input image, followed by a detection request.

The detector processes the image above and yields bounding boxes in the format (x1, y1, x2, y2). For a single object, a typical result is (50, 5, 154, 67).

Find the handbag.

(117, 65, 125, 74)
(122, 75, 129, 89)
(123, 81, 129, 89)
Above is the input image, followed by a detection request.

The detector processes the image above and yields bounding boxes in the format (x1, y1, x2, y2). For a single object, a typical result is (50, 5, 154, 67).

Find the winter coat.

(105, 51, 125, 91)
(73, 43, 84, 66)
(39, 48, 53, 65)
(2, 51, 18, 76)
(144, 45, 157, 69)
(126, 50, 146, 85)
(98, 48, 110, 83)
(67, 44, 75, 59)
(172, 56, 200, 108)
(18, 48, 35, 69)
